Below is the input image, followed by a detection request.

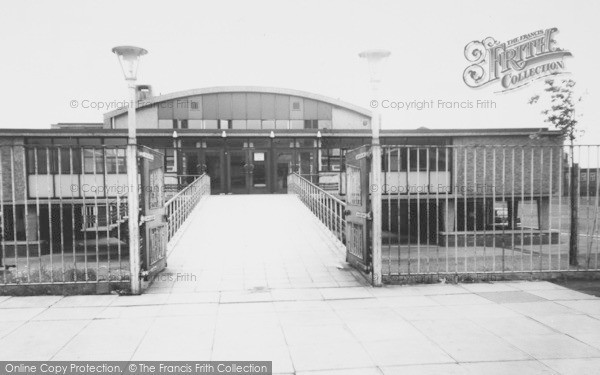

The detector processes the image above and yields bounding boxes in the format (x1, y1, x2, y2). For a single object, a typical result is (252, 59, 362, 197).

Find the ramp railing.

(288, 173, 346, 243)
(165, 173, 210, 242)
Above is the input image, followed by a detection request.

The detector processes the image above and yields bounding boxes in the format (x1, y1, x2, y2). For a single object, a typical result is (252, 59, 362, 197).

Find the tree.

(529, 78, 583, 267)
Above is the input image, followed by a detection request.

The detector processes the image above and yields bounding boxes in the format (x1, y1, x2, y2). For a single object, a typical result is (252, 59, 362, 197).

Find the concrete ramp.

(152, 194, 363, 292)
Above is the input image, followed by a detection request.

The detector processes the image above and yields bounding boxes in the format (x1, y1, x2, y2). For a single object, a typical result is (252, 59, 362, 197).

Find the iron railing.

(288, 173, 346, 243)
(165, 173, 211, 242)
(379, 144, 600, 279)
(0, 144, 132, 286)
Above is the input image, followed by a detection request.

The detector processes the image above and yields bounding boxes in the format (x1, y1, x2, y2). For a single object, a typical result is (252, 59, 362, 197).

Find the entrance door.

(275, 151, 293, 193)
(138, 146, 167, 280)
(203, 150, 223, 194)
(344, 145, 371, 273)
(297, 150, 317, 184)
(228, 150, 248, 194)
(248, 150, 270, 194)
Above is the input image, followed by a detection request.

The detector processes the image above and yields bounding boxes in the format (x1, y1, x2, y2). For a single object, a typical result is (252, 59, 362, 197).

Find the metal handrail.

(287, 173, 346, 243)
(165, 173, 211, 242)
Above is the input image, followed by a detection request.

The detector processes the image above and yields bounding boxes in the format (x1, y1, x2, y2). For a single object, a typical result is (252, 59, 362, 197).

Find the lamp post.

(112, 45, 148, 295)
(359, 49, 390, 287)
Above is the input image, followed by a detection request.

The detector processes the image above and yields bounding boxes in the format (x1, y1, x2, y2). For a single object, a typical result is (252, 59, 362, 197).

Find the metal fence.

(165, 173, 211, 242)
(0, 144, 132, 286)
(379, 144, 600, 278)
(288, 173, 346, 243)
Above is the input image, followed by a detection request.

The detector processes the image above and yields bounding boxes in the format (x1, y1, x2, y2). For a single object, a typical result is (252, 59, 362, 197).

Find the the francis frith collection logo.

(463, 28, 572, 92)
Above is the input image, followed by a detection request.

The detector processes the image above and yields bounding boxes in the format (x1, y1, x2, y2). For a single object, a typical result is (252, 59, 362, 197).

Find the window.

(165, 149, 176, 173)
(292, 102, 301, 111)
(219, 120, 232, 129)
(83, 149, 104, 174)
(591, 173, 596, 181)
(304, 120, 318, 129)
(320, 148, 342, 172)
(190, 101, 199, 110)
(105, 148, 126, 174)
(172, 119, 178, 129)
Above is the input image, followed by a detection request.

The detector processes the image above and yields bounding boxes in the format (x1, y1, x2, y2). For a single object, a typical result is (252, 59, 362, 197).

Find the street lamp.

(112, 45, 147, 295)
(359, 49, 390, 287)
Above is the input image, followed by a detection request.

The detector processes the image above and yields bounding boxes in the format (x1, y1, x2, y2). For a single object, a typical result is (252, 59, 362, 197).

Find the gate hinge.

(356, 211, 372, 220)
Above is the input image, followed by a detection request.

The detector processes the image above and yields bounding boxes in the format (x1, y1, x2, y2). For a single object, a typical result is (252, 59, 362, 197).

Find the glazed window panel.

(83, 148, 105, 174)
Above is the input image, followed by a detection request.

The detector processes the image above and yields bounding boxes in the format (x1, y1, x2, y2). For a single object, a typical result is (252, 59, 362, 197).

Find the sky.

(0, 0, 598, 143)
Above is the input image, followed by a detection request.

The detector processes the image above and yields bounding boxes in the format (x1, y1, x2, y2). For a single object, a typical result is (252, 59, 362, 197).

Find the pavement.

(0, 195, 598, 374)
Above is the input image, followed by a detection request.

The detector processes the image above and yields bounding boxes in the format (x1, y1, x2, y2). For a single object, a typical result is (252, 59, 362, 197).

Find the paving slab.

(0, 195, 598, 372)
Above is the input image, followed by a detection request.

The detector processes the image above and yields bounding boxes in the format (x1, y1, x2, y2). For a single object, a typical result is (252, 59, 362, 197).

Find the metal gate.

(344, 146, 371, 272)
(138, 146, 167, 281)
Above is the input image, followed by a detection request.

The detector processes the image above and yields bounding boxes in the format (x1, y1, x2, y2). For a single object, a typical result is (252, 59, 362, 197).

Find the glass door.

(202, 150, 224, 194)
(228, 150, 248, 194)
(275, 151, 293, 193)
(297, 150, 317, 184)
(248, 150, 270, 194)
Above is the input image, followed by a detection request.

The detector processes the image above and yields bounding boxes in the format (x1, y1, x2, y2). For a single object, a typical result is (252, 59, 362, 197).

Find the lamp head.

(112, 45, 148, 80)
(358, 49, 391, 84)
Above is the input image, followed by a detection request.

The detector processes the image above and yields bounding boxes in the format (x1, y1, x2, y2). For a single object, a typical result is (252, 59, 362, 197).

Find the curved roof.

(104, 86, 372, 119)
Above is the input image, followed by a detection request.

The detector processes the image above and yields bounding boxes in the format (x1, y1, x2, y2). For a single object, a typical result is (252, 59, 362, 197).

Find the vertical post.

(570, 144, 579, 266)
(371, 110, 383, 286)
(126, 81, 141, 294)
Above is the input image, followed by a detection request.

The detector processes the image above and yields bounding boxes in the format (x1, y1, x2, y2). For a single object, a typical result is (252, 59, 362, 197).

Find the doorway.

(226, 149, 271, 194)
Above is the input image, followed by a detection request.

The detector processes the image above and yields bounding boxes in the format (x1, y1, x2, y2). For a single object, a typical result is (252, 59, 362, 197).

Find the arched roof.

(104, 86, 372, 119)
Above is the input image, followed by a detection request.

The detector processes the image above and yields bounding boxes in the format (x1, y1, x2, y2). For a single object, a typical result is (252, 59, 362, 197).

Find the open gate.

(344, 145, 371, 273)
(138, 146, 168, 281)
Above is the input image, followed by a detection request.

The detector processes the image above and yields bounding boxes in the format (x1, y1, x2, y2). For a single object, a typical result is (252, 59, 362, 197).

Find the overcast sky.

(1, 0, 598, 143)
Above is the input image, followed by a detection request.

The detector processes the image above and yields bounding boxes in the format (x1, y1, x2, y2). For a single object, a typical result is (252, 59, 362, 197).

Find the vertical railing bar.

(473, 147, 477, 273)
(93, 147, 100, 282)
(501, 147, 507, 273)
(417, 147, 421, 273)
(0, 147, 6, 284)
(435, 147, 440, 274)
(10, 148, 19, 280)
(482, 147, 487, 272)
(454, 147, 458, 274)
(511, 147, 516, 271)
(425, 147, 430, 274)
(492, 148, 496, 272)
(397, 147, 402, 275)
(116, 147, 122, 279)
(387, 148, 392, 275)
(463, 147, 467, 273)
(444, 147, 449, 274)
(104, 147, 111, 283)
(539, 148, 544, 271)
(57, 147, 65, 282)
(557, 146, 563, 271)
(32, 147, 40, 283)
(576, 146, 582, 269)
(548, 147, 554, 271)
(595, 146, 600, 270)
(530, 147, 535, 272)
(46, 147, 53, 283)
(407, 147, 411, 275)
(81, 147, 88, 281)
(70, 148, 76, 281)
(586, 145, 593, 270)
(520, 147, 525, 271)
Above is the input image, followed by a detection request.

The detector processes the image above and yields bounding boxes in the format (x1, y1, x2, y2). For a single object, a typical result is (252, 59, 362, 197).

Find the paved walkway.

(0, 195, 599, 374)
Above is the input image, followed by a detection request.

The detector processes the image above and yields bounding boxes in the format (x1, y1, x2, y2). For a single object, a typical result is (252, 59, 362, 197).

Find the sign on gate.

(138, 146, 168, 280)
(344, 145, 371, 272)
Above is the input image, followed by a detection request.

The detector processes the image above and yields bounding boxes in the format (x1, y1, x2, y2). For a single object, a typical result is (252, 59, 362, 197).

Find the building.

(0, 86, 564, 265)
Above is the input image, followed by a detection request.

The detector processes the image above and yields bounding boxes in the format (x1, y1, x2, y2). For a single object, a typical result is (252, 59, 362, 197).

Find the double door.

(228, 149, 270, 194)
